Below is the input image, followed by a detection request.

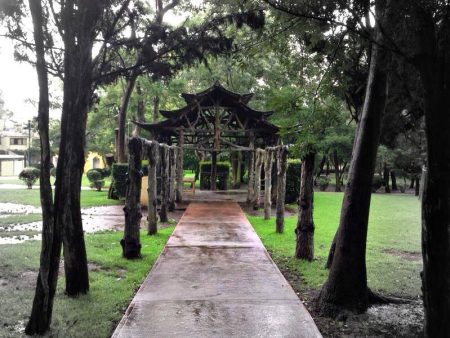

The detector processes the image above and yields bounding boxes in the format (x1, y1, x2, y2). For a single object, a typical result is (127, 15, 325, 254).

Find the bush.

(111, 164, 128, 199)
(50, 167, 57, 177)
(372, 174, 383, 192)
(86, 169, 105, 191)
(285, 159, 301, 204)
(19, 167, 40, 189)
(317, 176, 330, 191)
(199, 161, 230, 190)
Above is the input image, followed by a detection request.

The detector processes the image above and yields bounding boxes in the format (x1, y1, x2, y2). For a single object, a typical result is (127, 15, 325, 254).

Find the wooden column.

(147, 141, 159, 235)
(211, 151, 217, 191)
(121, 137, 143, 258)
(264, 148, 274, 220)
(169, 146, 177, 211)
(176, 130, 184, 202)
(159, 145, 169, 222)
(247, 132, 255, 204)
(276, 146, 288, 233)
(253, 149, 264, 210)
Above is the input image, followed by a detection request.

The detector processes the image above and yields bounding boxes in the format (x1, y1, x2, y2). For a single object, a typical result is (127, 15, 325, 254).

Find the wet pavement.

(112, 202, 322, 338)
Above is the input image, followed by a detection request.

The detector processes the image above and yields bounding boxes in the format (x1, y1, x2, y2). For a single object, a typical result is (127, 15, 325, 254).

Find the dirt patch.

(273, 255, 423, 337)
(383, 248, 422, 261)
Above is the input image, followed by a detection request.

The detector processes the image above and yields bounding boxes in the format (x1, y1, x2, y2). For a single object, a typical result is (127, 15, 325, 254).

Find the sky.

(0, 2, 199, 124)
(0, 38, 41, 123)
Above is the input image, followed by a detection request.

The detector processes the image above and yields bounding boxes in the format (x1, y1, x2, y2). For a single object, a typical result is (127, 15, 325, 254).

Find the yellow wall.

(84, 152, 105, 173)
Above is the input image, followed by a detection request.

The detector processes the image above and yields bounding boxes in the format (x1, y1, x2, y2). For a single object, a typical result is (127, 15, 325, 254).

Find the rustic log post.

(253, 149, 264, 210)
(211, 151, 217, 191)
(276, 146, 288, 233)
(176, 130, 184, 202)
(264, 148, 274, 219)
(147, 141, 159, 235)
(247, 133, 255, 204)
(159, 145, 169, 222)
(169, 146, 177, 211)
(121, 137, 143, 259)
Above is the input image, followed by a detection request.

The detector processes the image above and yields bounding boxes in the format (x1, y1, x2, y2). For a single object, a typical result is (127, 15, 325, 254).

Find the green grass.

(0, 189, 121, 208)
(0, 228, 173, 338)
(0, 214, 42, 227)
(249, 192, 422, 298)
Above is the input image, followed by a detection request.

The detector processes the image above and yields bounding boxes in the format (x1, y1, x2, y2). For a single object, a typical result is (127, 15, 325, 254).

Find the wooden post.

(253, 148, 264, 210)
(176, 130, 184, 202)
(264, 148, 274, 220)
(159, 145, 169, 222)
(169, 146, 177, 211)
(211, 151, 217, 191)
(147, 141, 159, 235)
(247, 132, 255, 204)
(121, 137, 143, 258)
(276, 146, 288, 233)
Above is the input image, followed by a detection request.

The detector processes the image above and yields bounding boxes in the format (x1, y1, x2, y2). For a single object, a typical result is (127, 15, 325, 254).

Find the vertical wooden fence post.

(247, 133, 255, 204)
(176, 130, 184, 202)
(264, 148, 274, 220)
(169, 146, 177, 211)
(276, 146, 288, 233)
(253, 149, 264, 210)
(121, 137, 143, 258)
(159, 145, 169, 222)
(147, 141, 159, 235)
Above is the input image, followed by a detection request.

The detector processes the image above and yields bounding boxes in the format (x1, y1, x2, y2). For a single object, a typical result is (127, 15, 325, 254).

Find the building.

(0, 117, 37, 176)
(83, 151, 106, 173)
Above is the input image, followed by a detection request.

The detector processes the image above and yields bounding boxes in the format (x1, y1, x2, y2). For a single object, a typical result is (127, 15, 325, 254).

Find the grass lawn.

(0, 189, 121, 208)
(248, 192, 422, 298)
(0, 228, 173, 338)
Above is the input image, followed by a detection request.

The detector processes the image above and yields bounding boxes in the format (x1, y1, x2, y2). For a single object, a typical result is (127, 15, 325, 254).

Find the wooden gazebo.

(135, 81, 279, 191)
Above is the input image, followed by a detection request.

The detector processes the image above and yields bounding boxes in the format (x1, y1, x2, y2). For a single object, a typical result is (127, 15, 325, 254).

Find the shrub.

(111, 163, 128, 199)
(285, 159, 301, 204)
(50, 167, 57, 177)
(19, 167, 40, 189)
(199, 161, 230, 190)
(86, 169, 105, 191)
(372, 174, 383, 192)
(317, 176, 330, 191)
(97, 167, 111, 178)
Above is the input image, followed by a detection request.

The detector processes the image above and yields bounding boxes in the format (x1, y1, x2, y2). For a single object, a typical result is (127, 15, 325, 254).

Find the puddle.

(0, 203, 41, 215)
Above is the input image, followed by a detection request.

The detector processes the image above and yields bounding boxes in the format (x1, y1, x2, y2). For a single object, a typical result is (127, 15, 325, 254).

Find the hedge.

(199, 161, 230, 190)
(111, 163, 128, 199)
(285, 159, 301, 204)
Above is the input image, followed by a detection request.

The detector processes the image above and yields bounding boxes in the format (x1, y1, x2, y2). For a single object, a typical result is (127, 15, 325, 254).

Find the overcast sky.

(0, 3, 198, 124)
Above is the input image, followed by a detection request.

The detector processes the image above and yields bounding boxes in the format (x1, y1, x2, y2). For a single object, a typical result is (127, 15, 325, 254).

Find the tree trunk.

(117, 75, 137, 163)
(413, 8, 450, 332)
(132, 82, 145, 137)
(121, 137, 142, 258)
(391, 170, 397, 190)
(26, 1, 61, 333)
(56, 1, 104, 296)
(295, 151, 315, 260)
(315, 155, 327, 185)
(415, 177, 420, 196)
(147, 142, 158, 235)
(211, 151, 217, 191)
(410, 178, 415, 189)
(383, 162, 391, 193)
(153, 96, 159, 122)
(317, 3, 390, 314)
(264, 149, 273, 220)
(253, 149, 264, 210)
(159, 145, 169, 222)
(276, 146, 288, 233)
(333, 150, 341, 192)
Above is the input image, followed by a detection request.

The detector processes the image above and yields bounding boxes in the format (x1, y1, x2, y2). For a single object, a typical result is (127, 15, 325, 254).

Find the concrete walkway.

(112, 202, 322, 338)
